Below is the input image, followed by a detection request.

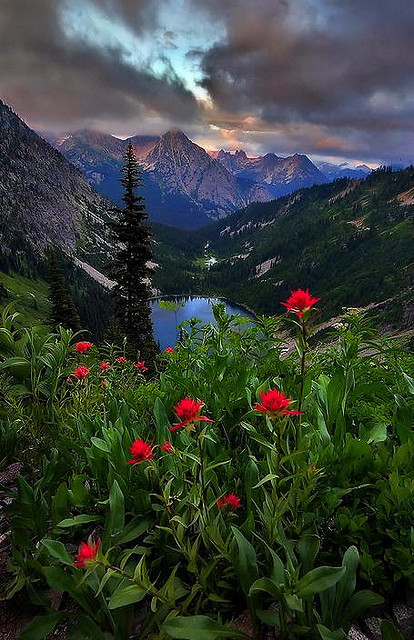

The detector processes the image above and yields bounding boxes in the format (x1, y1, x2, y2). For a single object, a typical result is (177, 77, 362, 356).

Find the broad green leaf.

(249, 577, 281, 598)
(57, 514, 102, 528)
(296, 566, 346, 598)
(366, 423, 387, 444)
(317, 624, 347, 640)
(343, 590, 384, 624)
(106, 479, 125, 542)
(67, 614, 108, 640)
(91, 437, 112, 453)
(402, 372, 414, 395)
(117, 514, 153, 545)
(231, 526, 259, 595)
(297, 534, 320, 573)
(20, 613, 65, 640)
(108, 582, 147, 609)
(41, 538, 73, 565)
(163, 615, 249, 639)
(380, 620, 405, 640)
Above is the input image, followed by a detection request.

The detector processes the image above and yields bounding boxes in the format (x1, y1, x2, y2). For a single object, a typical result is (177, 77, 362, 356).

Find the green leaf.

(57, 514, 102, 528)
(20, 613, 65, 640)
(163, 615, 249, 639)
(105, 479, 125, 544)
(366, 423, 387, 444)
(249, 577, 281, 598)
(67, 615, 109, 640)
(379, 620, 405, 640)
(231, 526, 259, 595)
(116, 514, 153, 545)
(297, 534, 320, 573)
(317, 624, 347, 640)
(108, 582, 147, 609)
(343, 590, 384, 624)
(91, 437, 112, 453)
(41, 538, 73, 565)
(296, 566, 346, 598)
(402, 372, 414, 395)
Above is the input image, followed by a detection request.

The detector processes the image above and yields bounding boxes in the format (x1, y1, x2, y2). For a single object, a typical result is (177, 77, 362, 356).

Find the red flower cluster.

(159, 440, 173, 452)
(135, 361, 147, 371)
(73, 538, 100, 567)
(170, 397, 214, 432)
(117, 356, 127, 364)
(75, 341, 93, 354)
(99, 361, 110, 371)
(127, 439, 155, 464)
(164, 346, 175, 354)
(281, 288, 320, 318)
(218, 494, 242, 510)
(253, 389, 302, 419)
(101, 380, 107, 389)
(72, 365, 89, 379)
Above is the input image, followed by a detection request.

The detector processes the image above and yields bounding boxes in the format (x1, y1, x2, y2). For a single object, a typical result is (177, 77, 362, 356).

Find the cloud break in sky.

(0, 0, 413, 166)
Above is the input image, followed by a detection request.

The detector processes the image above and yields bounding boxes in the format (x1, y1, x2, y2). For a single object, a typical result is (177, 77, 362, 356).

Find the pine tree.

(109, 143, 157, 363)
(47, 249, 81, 332)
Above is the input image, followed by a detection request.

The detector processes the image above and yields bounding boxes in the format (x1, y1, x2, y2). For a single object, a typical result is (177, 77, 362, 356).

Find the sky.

(0, 0, 413, 166)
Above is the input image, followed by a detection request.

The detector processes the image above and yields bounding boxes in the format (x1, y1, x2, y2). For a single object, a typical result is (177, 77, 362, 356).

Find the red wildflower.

(127, 439, 155, 464)
(117, 356, 127, 363)
(281, 288, 320, 318)
(72, 365, 89, 379)
(135, 361, 147, 371)
(253, 389, 302, 419)
(218, 494, 242, 510)
(75, 341, 93, 354)
(99, 361, 110, 371)
(164, 346, 175, 354)
(170, 397, 214, 432)
(159, 440, 173, 452)
(73, 538, 100, 567)
(101, 380, 107, 388)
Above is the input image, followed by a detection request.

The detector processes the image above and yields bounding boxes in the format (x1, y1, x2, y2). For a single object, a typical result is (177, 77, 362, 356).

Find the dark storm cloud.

(0, 0, 199, 130)
(191, 0, 414, 161)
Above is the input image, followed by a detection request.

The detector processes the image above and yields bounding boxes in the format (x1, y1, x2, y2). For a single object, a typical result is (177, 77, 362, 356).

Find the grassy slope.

(0, 272, 50, 325)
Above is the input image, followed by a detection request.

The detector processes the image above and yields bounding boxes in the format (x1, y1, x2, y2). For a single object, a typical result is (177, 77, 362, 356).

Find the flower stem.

(298, 319, 307, 415)
(197, 432, 208, 522)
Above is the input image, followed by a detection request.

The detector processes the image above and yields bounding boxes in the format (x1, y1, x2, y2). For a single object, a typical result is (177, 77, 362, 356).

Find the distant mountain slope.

(49, 128, 328, 229)
(164, 168, 413, 320)
(0, 103, 111, 264)
(213, 149, 326, 196)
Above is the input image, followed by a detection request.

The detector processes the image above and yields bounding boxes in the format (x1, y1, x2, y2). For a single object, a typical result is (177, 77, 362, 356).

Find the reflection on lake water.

(150, 296, 254, 350)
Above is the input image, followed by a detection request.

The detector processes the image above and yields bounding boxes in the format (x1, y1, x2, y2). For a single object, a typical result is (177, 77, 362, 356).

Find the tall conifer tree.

(109, 143, 157, 363)
(47, 249, 81, 332)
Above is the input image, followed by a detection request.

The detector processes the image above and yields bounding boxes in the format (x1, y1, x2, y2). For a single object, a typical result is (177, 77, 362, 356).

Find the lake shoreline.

(150, 293, 257, 318)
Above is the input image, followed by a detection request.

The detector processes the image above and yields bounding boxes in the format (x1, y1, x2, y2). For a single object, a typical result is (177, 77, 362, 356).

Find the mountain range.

(47, 128, 370, 229)
(1, 97, 411, 337)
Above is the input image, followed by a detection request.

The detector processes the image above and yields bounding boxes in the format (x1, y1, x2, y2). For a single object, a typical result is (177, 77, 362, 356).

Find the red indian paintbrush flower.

(117, 356, 127, 363)
(170, 397, 214, 432)
(75, 341, 93, 354)
(164, 346, 175, 354)
(127, 439, 155, 464)
(253, 389, 302, 419)
(73, 537, 100, 567)
(72, 365, 89, 379)
(101, 380, 107, 389)
(281, 288, 320, 318)
(99, 361, 110, 371)
(218, 494, 242, 510)
(135, 361, 147, 371)
(159, 440, 173, 452)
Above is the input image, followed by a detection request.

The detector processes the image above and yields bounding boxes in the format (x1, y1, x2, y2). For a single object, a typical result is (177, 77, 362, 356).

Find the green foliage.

(1, 303, 413, 639)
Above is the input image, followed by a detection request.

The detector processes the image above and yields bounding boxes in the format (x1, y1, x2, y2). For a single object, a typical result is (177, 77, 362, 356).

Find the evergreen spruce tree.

(47, 249, 81, 332)
(109, 143, 157, 364)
